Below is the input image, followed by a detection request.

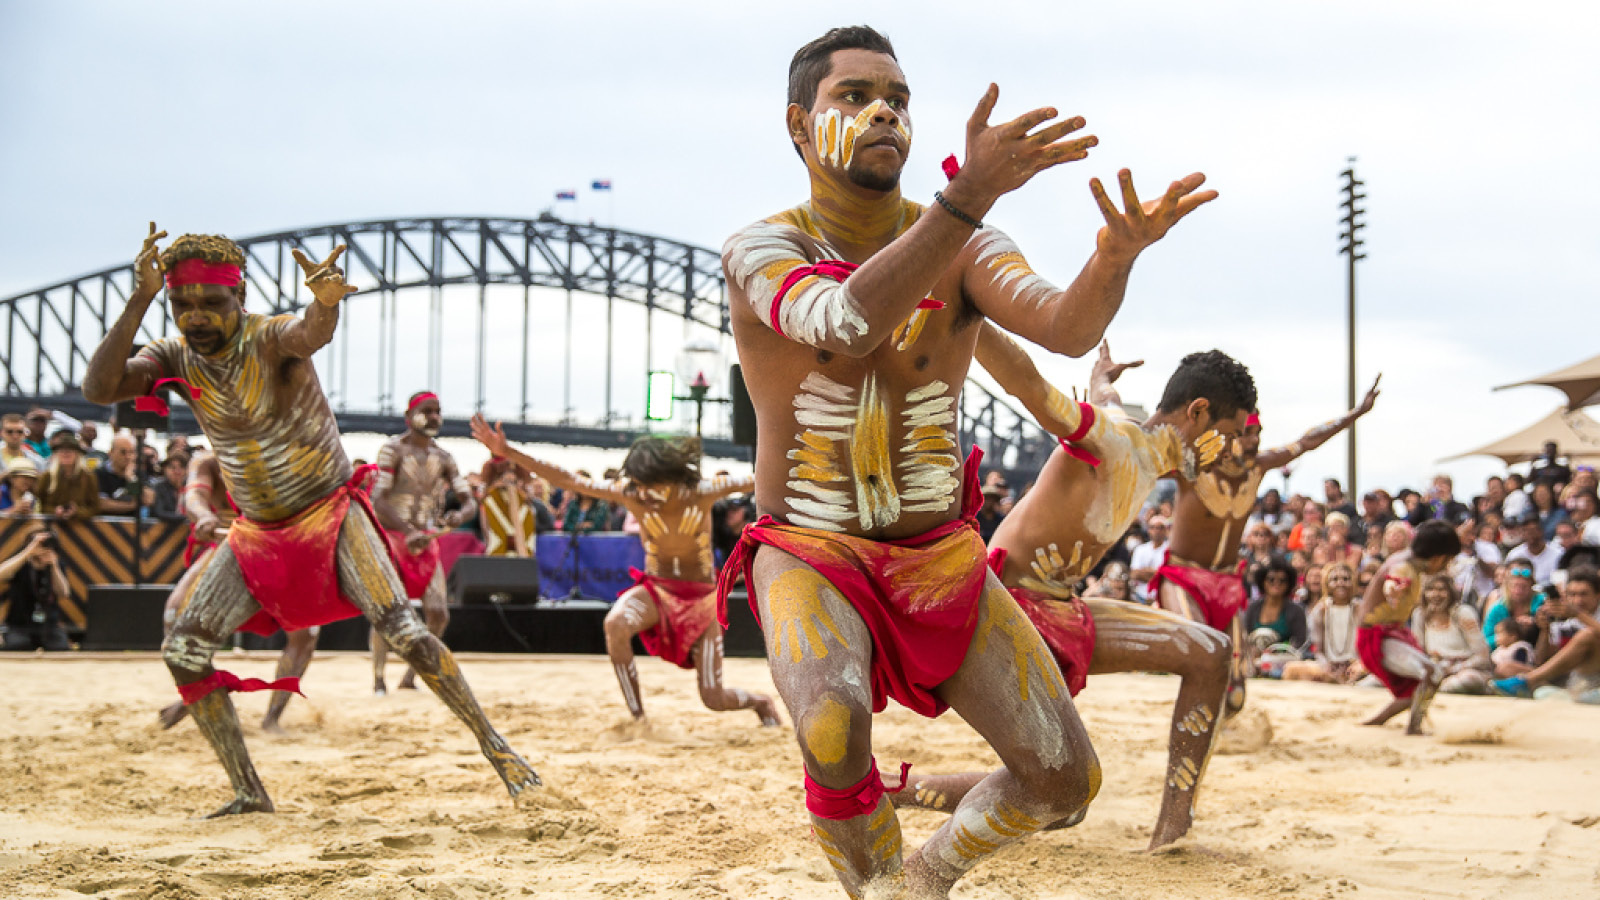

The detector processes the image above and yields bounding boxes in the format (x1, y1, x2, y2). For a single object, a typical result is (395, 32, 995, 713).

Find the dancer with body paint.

(718, 26, 1216, 898)
(84, 225, 538, 816)
(369, 391, 475, 695)
(470, 420, 781, 726)
(1155, 377, 1381, 717)
(893, 329, 1253, 850)
(1354, 520, 1459, 733)
(155, 449, 319, 734)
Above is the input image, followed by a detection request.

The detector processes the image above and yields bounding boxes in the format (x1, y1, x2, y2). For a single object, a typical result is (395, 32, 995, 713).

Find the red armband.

(804, 759, 912, 820)
(1058, 402, 1101, 468)
(178, 669, 304, 705)
(135, 377, 203, 416)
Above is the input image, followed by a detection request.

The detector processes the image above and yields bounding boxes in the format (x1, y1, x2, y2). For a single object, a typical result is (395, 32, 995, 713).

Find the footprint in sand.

(1216, 707, 1273, 755)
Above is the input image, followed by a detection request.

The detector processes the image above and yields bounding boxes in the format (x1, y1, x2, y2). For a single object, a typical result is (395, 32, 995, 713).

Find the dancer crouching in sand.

(85, 225, 538, 816)
(1356, 519, 1459, 733)
(893, 330, 1253, 850)
(471, 419, 781, 727)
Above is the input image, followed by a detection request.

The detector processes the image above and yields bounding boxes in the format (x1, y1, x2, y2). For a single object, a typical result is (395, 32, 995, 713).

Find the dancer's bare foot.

(753, 694, 783, 727)
(373, 679, 387, 696)
(203, 793, 274, 818)
(158, 701, 189, 730)
(260, 718, 287, 736)
(397, 675, 419, 690)
(486, 744, 541, 799)
(1044, 806, 1089, 832)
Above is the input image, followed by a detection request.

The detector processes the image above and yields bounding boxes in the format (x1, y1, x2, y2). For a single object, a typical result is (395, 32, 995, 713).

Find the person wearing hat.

(975, 478, 1009, 542)
(0, 460, 39, 516)
(34, 432, 98, 521)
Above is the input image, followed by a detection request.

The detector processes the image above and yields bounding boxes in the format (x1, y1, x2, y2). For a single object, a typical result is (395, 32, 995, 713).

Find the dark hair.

(1253, 556, 1297, 596)
(1566, 566, 1600, 595)
(1155, 349, 1257, 421)
(1410, 519, 1461, 560)
(621, 436, 702, 489)
(789, 26, 896, 109)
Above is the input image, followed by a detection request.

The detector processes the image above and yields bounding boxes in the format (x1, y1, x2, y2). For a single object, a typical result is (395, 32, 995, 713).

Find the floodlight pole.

(1338, 158, 1367, 496)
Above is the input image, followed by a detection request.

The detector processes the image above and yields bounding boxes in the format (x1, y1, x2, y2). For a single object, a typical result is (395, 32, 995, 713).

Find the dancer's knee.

(603, 609, 637, 652)
(163, 629, 222, 680)
(1016, 734, 1101, 817)
(795, 691, 871, 785)
(378, 610, 432, 658)
(424, 605, 449, 635)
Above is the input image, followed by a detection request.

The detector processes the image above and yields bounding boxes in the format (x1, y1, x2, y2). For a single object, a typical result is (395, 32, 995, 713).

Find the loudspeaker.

(83, 584, 173, 650)
(729, 363, 757, 447)
(448, 555, 541, 605)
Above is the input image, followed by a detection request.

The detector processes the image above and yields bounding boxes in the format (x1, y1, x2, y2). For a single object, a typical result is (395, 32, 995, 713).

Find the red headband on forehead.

(1246, 413, 1261, 428)
(407, 392, 438, 414)
(165, 258, 243, 289)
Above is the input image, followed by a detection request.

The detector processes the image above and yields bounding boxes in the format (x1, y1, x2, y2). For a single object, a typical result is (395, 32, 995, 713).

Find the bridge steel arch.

(0, 215, 1050, 470)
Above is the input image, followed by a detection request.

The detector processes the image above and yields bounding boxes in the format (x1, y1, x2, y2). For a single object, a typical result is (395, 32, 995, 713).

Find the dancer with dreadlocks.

(472, 417, 781, 727)
(84, 224, 538, 816)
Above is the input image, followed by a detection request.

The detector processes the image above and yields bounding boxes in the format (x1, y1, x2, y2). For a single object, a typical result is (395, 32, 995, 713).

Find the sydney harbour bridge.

(0, 215, 1052, 471)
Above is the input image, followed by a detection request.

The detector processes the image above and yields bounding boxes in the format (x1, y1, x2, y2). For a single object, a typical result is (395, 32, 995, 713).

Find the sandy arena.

(0, 653, 1595, 899)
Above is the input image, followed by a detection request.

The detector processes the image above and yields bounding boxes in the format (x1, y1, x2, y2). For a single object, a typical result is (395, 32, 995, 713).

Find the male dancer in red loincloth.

(472, 421, 781, 726)
(1356, 519, 1457, 733)
(1156, 377, 1380, 717)
(718, 26, 1216, 897)
(893, 329, 1253, 850)
(369, 391, 476, 694)
(84, 225, 538, 816)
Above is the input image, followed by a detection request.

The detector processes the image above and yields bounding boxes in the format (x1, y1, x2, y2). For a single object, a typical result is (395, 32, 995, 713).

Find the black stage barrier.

(85, 583, 767, 660)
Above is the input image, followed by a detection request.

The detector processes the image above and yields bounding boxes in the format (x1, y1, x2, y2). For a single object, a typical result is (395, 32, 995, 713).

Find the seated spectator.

(1414, 574, 1490, 694)
(1085, 560, 1133, 602)
(1293, 560, 1325, 608)
(1528, 441, 1571, 490)
(1288, 501, 1325, 552)
(1358, 557, 1381, 593)
(1362, 528, 1384, 562)
(1284, 562, 1364, 684)
(1324, 478, 1359, 526)
(0, 531, 78, 651)
(712, 491, 756, 570)
(1568, 488, 1599, 547)
(0, 461, 38, 516)
(975, 483, 1007, 542)
(1416, 474, 1472, 526)
(1128, 515, 1169, 602)
(1493, 567, 1599, 701)
(1501, 472, 1531, 521)
(1562, 465, 1597, 506)
(1246, 557, 1308, 652)
(1380, 520, 1413, 560)
(1249, 488, 1294, 534)
(1482, 562, 1543, 650)
(1355, 491, 1392, 549)
(22, 408, 52, 461)
(1451, 517, 1501, 609)
(95, 434, 143, 515)
(1, 414, 43, 470)
(78, 423, 107, 469)
(1490, 620, 1536, 677)
(1506, 513, 1563, 584)
(1324, 512, 1365, 569)
(147, 455, 188, 521)
(1397, 488, 1422, 522)
(1529, 481, 1569, 541)
(34, 432, 98, 521)
(562, 492, 610, 535)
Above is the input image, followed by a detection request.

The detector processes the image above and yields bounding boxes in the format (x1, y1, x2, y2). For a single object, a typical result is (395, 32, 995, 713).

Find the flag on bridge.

(592, 179, 612, 191)
(556, 190, 577, 201)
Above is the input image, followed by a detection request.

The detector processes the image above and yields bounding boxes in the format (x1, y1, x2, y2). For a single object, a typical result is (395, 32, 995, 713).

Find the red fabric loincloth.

(715, 449, 987, 718)
(625, 569, 718, 670)
(1357, 623, 1422, 699)
(988, 548, 1095, 697)
(227, 470, 389, 636)
(1147, 551, 1248, 633)
(383, 527, 443, 600)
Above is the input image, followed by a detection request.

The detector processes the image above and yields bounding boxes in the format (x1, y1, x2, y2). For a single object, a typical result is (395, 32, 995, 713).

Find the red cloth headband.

(1246, 413, 1261, 428)
(407, 392, 438, 413)
(166, 258, 242, 289)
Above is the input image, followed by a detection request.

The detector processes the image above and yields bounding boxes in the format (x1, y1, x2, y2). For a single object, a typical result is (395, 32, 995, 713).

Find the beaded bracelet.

(933, 191, 983, 230)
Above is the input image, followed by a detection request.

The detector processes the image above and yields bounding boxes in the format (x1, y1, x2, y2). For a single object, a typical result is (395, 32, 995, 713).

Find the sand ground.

(0, 652, 1595, 899)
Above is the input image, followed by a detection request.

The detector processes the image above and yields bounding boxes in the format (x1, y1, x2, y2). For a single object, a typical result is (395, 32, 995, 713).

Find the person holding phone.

(0, 531, 80, 651)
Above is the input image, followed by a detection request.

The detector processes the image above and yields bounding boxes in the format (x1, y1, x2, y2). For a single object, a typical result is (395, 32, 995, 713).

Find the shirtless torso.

(84, 228, 537, 816)
(717, 31, 1216, 898)
(893, 325, 1252, 850)
(1162, 378, 1380, 715)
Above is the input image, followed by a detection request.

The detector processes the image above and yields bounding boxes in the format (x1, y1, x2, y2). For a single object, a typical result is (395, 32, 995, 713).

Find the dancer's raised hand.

(132, 222, 168, 301)
(953, 84, 1097, 203)
(292, 244, 358, 307)
(1090, 170, 1217, 262)
(1093, 340, 1144, 384)
(470, 413, 510, 459)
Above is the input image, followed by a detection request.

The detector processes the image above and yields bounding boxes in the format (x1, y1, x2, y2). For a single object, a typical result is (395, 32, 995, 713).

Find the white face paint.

(410, 412, 438, 437)
(813, 99, 886, 170)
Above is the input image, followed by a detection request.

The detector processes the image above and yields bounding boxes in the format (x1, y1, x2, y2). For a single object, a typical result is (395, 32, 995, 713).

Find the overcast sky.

(2, 1, 1595, 495)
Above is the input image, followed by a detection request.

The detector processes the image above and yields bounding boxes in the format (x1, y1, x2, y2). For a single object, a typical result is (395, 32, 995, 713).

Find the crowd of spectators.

(962, 438, 1600, 704)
